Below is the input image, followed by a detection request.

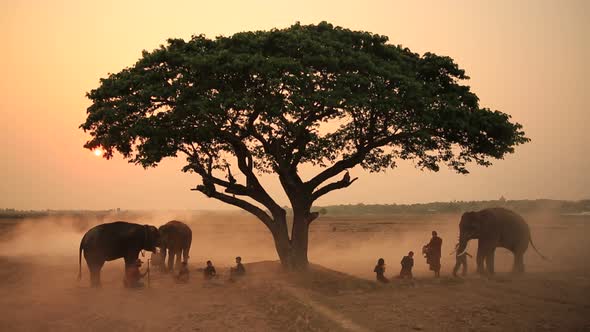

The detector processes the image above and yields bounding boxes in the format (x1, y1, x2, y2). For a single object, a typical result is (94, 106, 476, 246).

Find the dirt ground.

(0, 211, 589, 331)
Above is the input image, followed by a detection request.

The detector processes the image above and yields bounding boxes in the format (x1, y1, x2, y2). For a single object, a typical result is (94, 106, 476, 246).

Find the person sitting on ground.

(151, 249, 165, 271)
(374, 258, 389, 283)
(230, 256, 246, 279)
(203, 260, 216, 280)
(124, 259, 149, 288)
(399, 251, 414, 279)
(176, 261, 190, 283)
(452, 243, 472, 277)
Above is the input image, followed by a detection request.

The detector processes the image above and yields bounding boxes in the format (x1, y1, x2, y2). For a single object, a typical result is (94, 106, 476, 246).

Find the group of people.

(374, 231, 471, 283)
(203, 256, 247, 281)
(123, 230, 469, 287)
(123, 254, 246, 288)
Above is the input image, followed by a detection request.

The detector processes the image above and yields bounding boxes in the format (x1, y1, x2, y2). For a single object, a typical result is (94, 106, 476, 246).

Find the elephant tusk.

(456, 249, 468, 257)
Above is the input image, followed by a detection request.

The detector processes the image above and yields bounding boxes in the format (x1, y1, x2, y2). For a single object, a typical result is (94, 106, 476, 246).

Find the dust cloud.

(0, 210, 589, 331)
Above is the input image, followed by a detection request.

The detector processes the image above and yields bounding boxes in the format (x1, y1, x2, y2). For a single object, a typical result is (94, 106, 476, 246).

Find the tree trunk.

(271, 221, 292, 267)
(269, 208, 310, 270)
(290, 212, 310, 269)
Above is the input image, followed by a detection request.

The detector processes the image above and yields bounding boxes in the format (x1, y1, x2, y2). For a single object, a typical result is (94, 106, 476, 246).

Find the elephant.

(158, 220, 192, 272)
(78, 221, 160, 287)
(457, 207, 546, 275)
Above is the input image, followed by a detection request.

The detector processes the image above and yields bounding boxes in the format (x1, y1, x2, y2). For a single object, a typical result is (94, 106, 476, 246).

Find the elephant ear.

(158, 225, 169, 245)
(460, 211, 475, 225)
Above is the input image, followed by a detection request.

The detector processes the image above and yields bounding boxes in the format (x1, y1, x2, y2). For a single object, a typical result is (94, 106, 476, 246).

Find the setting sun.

(93, 149, 103, 157)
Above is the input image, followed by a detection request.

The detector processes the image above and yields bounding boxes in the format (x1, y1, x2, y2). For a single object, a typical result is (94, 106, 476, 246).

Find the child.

(374, 258, 389, 283)
(230, 256, 246, 278)
(399, 251, 414, 279)
(203, 260, 216, 280)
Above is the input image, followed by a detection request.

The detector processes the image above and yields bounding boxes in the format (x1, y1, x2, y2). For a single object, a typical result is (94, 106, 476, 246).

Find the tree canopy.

(81, 22, 528, 267)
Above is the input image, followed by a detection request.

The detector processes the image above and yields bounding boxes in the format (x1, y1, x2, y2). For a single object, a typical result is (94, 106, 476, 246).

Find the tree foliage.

(81, 22, 528, 266)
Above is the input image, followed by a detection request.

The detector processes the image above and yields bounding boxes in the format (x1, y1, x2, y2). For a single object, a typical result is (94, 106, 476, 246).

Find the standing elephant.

(78, 221, 160, 287)
(158, 220, 192, 272)
(457, 208, 546, 275)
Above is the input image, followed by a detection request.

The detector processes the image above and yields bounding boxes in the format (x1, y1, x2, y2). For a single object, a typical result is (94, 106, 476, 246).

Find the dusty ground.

(0, 211, 589, 331)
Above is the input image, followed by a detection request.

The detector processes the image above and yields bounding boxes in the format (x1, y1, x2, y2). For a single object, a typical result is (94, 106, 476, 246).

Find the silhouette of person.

(399, 251, 414, 279)
(374, 258, 389, 283)
(203, 260, 216, 280)
(424, 231, 443, 277)
(230, 256, 246, 278)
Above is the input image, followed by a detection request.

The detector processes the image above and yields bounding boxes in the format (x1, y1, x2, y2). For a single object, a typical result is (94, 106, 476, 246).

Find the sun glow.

(93, 148, 103, 157)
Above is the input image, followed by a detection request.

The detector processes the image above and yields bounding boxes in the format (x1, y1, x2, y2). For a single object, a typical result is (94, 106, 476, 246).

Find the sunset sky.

(1, 0, 588, 210)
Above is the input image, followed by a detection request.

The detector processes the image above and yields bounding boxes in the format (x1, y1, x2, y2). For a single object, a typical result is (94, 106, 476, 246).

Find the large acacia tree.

(81, 22, 528, 268)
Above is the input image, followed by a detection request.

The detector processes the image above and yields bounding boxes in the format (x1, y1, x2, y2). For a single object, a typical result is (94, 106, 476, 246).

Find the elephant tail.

(529, 236, 549, 261)
(78, 239, 83, 280)
(184, 236, 192, 262)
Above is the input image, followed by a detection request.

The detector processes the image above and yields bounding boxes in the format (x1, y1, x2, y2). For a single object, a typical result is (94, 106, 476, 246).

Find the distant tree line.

(310, 199, 590, 216)
(2, 199, 588, 220)
(0, 209, 123, 219)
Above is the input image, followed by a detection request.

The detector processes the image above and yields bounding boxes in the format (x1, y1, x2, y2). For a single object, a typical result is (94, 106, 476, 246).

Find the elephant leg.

(476, 247, 485, 274)
(462, 258, 468, 276)
(486, 249, 496, 275)
(513, 252, 525, 274)
(174, 250, 182, 270)
(182, 248, 189, 262)
(168, 251, 175, 272)
(124, 253, 139, 267)
(88, 260, 105, 287)
(452, 260, 460, 277)
(160, 248, 168, 272)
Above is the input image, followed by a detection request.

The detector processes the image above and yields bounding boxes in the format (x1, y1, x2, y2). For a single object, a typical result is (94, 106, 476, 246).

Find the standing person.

(424, 231, 443, 277)
(203, 260, 216, 280)
(452, 243, 472, 277)
(124, 259, 149, 288)
(399, 251, 414, 279)
(374, 258, 389, 283)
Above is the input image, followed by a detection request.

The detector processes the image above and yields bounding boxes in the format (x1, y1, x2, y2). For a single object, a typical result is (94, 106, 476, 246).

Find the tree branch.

(306, 133, 406, 190)
(191, 185, 275, 230)
(311, 172, 358, 201)
(216, 133, 285, 218)
(182, 159, 252, 196)
(306, 153, 365, 190)
(307, 211, 320, 225)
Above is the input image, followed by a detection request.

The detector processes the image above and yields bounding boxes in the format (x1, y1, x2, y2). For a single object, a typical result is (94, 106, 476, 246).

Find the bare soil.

(0, 212, 588, 331)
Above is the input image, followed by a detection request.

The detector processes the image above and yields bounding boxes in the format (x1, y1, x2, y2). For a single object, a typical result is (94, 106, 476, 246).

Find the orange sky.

(1, 0, 588, 210)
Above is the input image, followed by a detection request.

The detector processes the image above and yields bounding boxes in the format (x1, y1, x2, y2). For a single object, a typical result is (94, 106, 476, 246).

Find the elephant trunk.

(456, 233, 470, 256)
(160, 247, 167, 269)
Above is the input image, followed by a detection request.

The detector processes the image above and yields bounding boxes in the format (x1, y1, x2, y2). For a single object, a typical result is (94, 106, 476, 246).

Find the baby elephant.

(158, 220, 192, 272)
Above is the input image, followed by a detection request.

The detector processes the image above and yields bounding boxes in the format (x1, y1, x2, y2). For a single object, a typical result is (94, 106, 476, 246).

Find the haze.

(1, 0, 588, 210)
